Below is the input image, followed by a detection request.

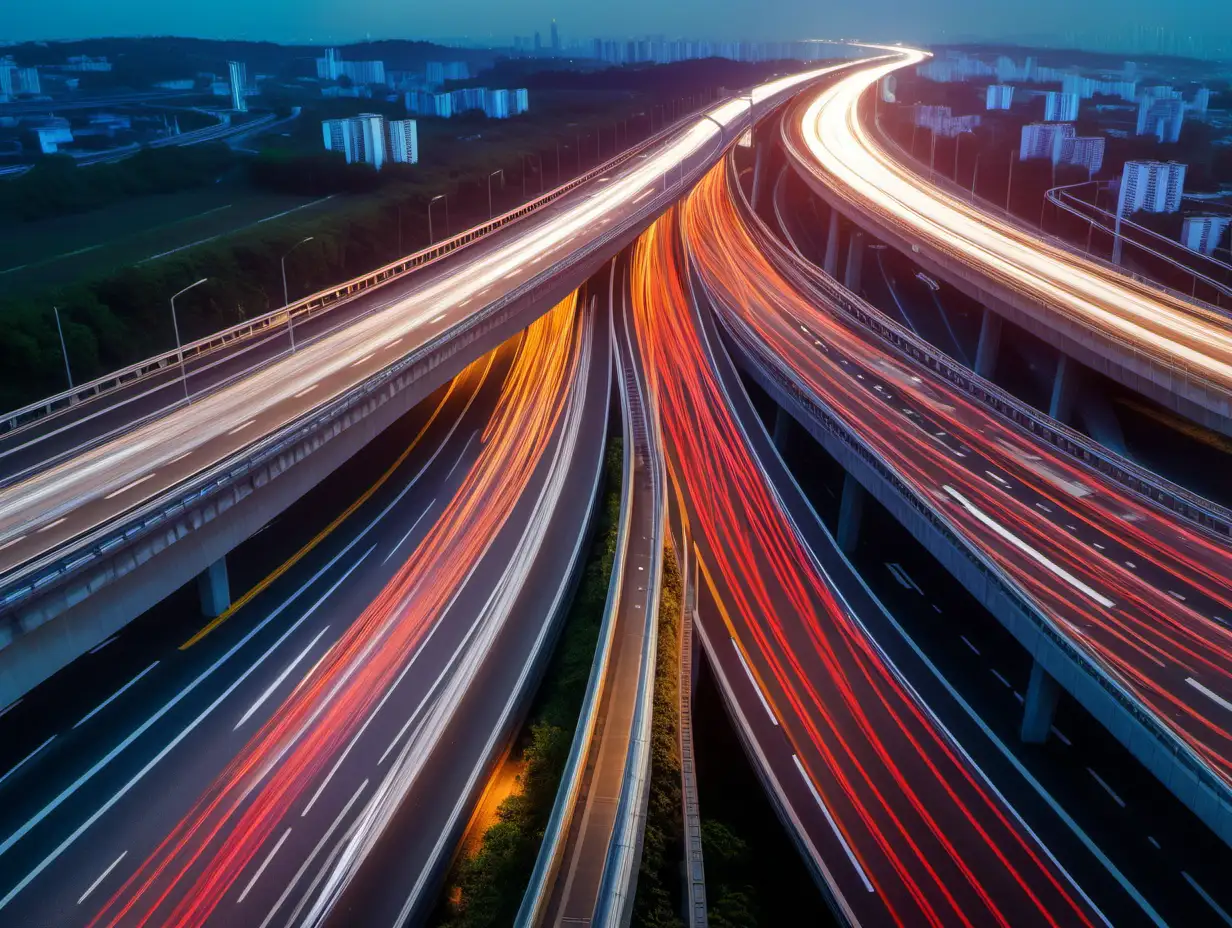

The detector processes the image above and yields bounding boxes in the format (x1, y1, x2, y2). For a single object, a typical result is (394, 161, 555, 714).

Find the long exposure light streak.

(791, 50, 1232, 389)
(81, 294, 586, 928)
(682, 160, 1232, 786)
(629, 209, 1102, 925)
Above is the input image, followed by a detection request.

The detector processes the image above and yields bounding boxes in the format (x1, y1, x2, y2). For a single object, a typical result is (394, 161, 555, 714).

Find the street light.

(428, 194, 448, 243)
(52, 306, 73, 389)
(170, 277, 209, 402)
(488, 169, 504, 220)
(282, 237, 314, 353)
(953, 130, 975, 183)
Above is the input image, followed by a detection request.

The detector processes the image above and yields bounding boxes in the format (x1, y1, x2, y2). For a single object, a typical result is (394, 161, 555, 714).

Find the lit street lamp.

(282, 237, 314, 353)
(170, 277, 209, 402)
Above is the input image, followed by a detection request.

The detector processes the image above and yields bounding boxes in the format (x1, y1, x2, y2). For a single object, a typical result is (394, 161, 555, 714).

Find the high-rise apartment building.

(227, 61, 248, 113)
(316, 49, 387, 86)
(387, 119, 419, 164)
(406, 91, 454, 118)
(1059, 135, 1106, 175)
(321, 113, 387, 169)
(1116, 160, 1186, 216)
(1181, 216, 1232, 255)
(1044, 91, 1080, 121)
(986, 84, 1014, 110)
(1136, 96, 1185, 142)
(1020, 123, 1076, 162)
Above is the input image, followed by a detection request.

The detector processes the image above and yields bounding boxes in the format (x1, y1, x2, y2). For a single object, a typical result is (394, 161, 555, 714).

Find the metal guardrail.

(0, 108, 700, 439)
(678, 559, 708, 928)
(731, 152, 1232, 539)
(515, 304, 639, 927)
(780, 94, 1232, 407)
(709, 295, 1232, 824)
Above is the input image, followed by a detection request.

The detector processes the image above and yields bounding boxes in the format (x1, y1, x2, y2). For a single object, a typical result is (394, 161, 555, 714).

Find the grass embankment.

(434, 437, 623, 928)
(631, 546, 685, 928)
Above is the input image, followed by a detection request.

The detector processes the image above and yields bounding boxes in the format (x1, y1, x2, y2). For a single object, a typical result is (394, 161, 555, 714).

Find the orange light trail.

(629, 209, 1101, 924)
(84, 294, 585, 928)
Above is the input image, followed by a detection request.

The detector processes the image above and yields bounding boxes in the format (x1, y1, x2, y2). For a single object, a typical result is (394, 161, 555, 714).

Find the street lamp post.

(1005, 150, 1017, 215)
(954, 131, 974, 183)
(428, 194, 447, 243)
(53, 305, 73, 389)
(170, 277, 208, 402)
(970, 152, 981, 203)
(282, 237, 314, 353)
(555, 141, 562, 185)
(487, 170, 504, 220)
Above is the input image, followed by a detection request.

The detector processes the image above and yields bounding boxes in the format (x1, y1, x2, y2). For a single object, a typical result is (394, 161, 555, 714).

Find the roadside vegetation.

(433, 436, 623, 928)
(631, 547, 685, 928)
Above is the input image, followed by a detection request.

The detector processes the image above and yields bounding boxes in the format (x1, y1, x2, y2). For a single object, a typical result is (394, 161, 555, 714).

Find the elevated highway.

(0, 59, 871, 705)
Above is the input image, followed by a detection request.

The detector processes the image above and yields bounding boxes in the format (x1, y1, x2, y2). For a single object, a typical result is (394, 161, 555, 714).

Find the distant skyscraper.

(534, 31, 542, 54)
(227, 61, 248, 113)
(1181, 216, 1232, 255)
(1059, 135, 1106, 175)
(1116, 160, 1186, 217)
(986, 84, 1014, 110)
(550, 20, 560, 53)
(1044, 91, 1079, 122)
(1193, 87, 1212, 116)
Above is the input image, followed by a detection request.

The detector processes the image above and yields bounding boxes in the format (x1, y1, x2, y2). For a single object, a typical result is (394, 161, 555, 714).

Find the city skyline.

(6, 1, 1231, 55)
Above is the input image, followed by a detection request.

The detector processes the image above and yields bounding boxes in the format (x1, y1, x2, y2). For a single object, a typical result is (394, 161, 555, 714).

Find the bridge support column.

(1021, 660, 1060, 744)
(843, 232, 864, 294)
(836, 472, 865, 555)
(197, 556, 230, 618)
(1049, 354, 1078, 423)
(772, 406, 793, 452)
(823, 210, 840, 277)
(975, 309, 1001, 380)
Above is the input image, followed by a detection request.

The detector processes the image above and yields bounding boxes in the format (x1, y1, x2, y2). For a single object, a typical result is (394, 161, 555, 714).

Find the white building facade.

(1116, 160, 1187, 216)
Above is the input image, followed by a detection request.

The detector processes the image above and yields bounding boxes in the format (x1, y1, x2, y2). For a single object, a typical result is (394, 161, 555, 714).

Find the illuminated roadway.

(0, 296, 610, 926)
(784, 49, 1232, 429)
(0, 60, 872, 635)
(627, 209, 1108, 926)
(685, 153, 1232, 834)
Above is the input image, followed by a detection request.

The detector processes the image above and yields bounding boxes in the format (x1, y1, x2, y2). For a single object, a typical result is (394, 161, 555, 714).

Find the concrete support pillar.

(1049, 353, 1078, 424)
(843, 231, 864, 294)
(772, 406, 792, 453)
(1021, 660, 1060, 744)
(836, 472, 865, 555)
(823, 210, 840, 278)
(975, 308, 1002, 380)
(197, 556, 230, 618)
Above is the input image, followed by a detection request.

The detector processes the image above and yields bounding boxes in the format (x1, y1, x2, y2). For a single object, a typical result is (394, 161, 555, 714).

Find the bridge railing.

(709, 288, 1232, 824)
(0, 107, 702, 439)
(779, 97, 1232, 409)
(727, 153, 1232, 539)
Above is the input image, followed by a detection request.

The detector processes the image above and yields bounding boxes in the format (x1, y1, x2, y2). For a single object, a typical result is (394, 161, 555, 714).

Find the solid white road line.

(235, 627, 331, 730)
(731, 638, 777, 726)
(73, 662, 160, 730)
(382, 503, 435, 566)
(942, 485, 1115, 609)
(103, 473, 158, 500)
(445, 432, 478, 482)
(258, 779, 369, 928)
(1087, 768, 1126, 808)
(1186, 677, 1232, 713)
(0, 736, 56, 789)
(791, 754, 874, 893)
(0, 549, 373, 913)
(237, 827, 292, 904)
(76, 851, 127, 905)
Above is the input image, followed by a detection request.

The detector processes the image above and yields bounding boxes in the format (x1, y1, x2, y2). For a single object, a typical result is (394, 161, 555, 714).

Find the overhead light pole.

(428, 194, 447, 243)
(488, 170, 504, 220)
(53, 305, 73, 389)
(170, 277, 209, 402)
(282, 236, 314, 353)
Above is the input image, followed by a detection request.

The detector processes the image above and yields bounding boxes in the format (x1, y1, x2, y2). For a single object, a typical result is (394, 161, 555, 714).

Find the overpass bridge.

(0, 61, 869, 707)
